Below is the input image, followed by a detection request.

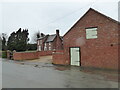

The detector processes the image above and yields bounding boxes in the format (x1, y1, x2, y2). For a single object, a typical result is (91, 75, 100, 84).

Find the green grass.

(0, 51, 2, 58)
(1, 51, 7, 58)
(25, 50, 36, 52)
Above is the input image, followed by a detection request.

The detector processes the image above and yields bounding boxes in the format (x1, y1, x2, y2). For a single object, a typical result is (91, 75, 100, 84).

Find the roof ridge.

(45, 34, 57, 42)
(63, 8, 119, 37)
(89, 8, 120, 24)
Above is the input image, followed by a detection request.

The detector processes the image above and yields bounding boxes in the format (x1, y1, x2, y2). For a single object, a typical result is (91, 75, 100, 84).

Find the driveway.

(2, 56, 119, 88)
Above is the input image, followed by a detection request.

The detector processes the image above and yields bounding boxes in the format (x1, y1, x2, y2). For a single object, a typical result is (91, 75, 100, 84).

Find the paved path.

(2, 57, 119, 88)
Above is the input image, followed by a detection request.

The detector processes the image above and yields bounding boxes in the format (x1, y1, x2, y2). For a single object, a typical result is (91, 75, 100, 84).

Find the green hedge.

(2, 51, 7, 58)
(0, 51, 1, 58)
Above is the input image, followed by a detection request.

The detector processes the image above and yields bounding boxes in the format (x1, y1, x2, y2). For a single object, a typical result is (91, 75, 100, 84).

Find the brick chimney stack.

(56, 29, 59, 36)
(55, 29, 63, 50)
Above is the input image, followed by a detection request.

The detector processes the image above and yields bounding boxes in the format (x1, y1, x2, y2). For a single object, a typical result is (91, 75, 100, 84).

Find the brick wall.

(13, 51, 53, 60)
(37, 51, 53, 57)
(62, 9, 119, 69)
(52, 50, 68, 65)
(55, 32, 63, 50)
(13, 52, 39, 60)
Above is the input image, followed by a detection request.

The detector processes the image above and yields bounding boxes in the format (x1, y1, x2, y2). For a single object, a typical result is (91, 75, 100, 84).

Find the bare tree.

(32, 31, 45, 43)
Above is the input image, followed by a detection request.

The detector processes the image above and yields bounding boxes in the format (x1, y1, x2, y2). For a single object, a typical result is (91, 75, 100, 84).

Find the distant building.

(37, 30, 63, 51)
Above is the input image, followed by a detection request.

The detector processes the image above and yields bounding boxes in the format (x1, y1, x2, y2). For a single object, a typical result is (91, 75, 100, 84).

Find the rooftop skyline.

(1, 0, 119, 43)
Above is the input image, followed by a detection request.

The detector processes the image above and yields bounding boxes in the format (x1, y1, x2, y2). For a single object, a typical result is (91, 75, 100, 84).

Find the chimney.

(56, 29, 59, 36)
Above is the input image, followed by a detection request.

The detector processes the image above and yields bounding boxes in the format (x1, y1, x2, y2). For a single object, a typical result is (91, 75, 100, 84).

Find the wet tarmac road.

(2, 58, 119, 88)
(0, 60, 2, 89)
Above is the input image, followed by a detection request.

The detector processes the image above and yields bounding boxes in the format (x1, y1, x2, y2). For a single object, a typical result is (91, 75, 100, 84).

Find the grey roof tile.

(45, 34, 56, 42)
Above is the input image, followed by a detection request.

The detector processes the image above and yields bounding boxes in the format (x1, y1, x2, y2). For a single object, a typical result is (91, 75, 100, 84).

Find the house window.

(86, 27, 98, 39)
(49, 42, 51, 45)
(38, 46, 41, 51)
(45, 43, 46, 46)
(44, 47, 47, 51)
(38, 40, 40, 45)
(40, 40, 42, 44)
(44, 43, 47, 51)
(49, 46, 51, 50)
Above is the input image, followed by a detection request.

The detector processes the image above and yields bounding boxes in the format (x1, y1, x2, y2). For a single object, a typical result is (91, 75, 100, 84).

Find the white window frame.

(44, 43, 47, 51)
(44, 47, 47, 51)
(38, 46, 41, 51)
(38, 40, 40, 45)
(49, 42, 51, 45)
(45, 43, 46, 46)
(49, 46, 51, 50)
(86, 27, 98, 39)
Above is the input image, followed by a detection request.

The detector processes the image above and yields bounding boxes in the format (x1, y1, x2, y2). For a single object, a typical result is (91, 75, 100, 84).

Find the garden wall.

(52, 50, 67, 65)
(13, 51, 53, 60)
(13, 51, 39, 60)
(37, 51, 53, 57)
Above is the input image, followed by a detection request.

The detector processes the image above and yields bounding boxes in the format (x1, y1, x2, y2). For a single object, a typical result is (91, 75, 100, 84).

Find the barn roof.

(63, 8, 120, 37)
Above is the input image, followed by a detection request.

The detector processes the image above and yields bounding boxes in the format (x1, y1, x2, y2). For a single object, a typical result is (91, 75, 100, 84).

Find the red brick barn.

(53, 8, 120, 70)
(37, 30, 63, 51)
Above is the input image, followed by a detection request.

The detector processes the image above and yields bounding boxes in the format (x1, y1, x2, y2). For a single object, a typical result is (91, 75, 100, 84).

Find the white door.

(70, 47, 80, 66)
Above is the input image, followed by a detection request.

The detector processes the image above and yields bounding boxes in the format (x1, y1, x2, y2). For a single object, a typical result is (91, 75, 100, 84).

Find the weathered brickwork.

(13, 52, 39, 60)
(55, 8, 119, 69)
(38, 51, 53, 57)
(13, 51, 53, 60)
(52, 50, 66, 65)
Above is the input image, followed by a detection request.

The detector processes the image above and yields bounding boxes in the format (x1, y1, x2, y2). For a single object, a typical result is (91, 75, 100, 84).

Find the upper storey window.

(86, 27, 98, 39)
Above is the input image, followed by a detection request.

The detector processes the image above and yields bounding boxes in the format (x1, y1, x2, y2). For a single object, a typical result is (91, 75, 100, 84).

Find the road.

(0, 59, 2, 89)
(2, 57, 119, 88)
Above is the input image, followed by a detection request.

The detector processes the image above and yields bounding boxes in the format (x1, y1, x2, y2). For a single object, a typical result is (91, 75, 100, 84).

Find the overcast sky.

(0, 0, 119, 43)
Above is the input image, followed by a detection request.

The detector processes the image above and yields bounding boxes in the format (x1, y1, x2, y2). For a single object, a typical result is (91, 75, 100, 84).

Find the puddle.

(54, 65, 71, 71)
(19, 62, 24, 65)
(34, 65, 39, 67)
(105, 75, 118, 82)
(79, 68, 118, 82)
(55, 67, 68, 71)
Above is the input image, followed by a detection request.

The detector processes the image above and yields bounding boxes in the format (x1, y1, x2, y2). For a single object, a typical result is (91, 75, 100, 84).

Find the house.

(53, 8, 120, 69)
(37, 30, 63, 51)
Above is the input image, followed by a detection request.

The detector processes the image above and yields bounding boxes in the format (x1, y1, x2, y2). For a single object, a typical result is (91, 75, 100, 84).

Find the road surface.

(2, 57, 119, 88)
